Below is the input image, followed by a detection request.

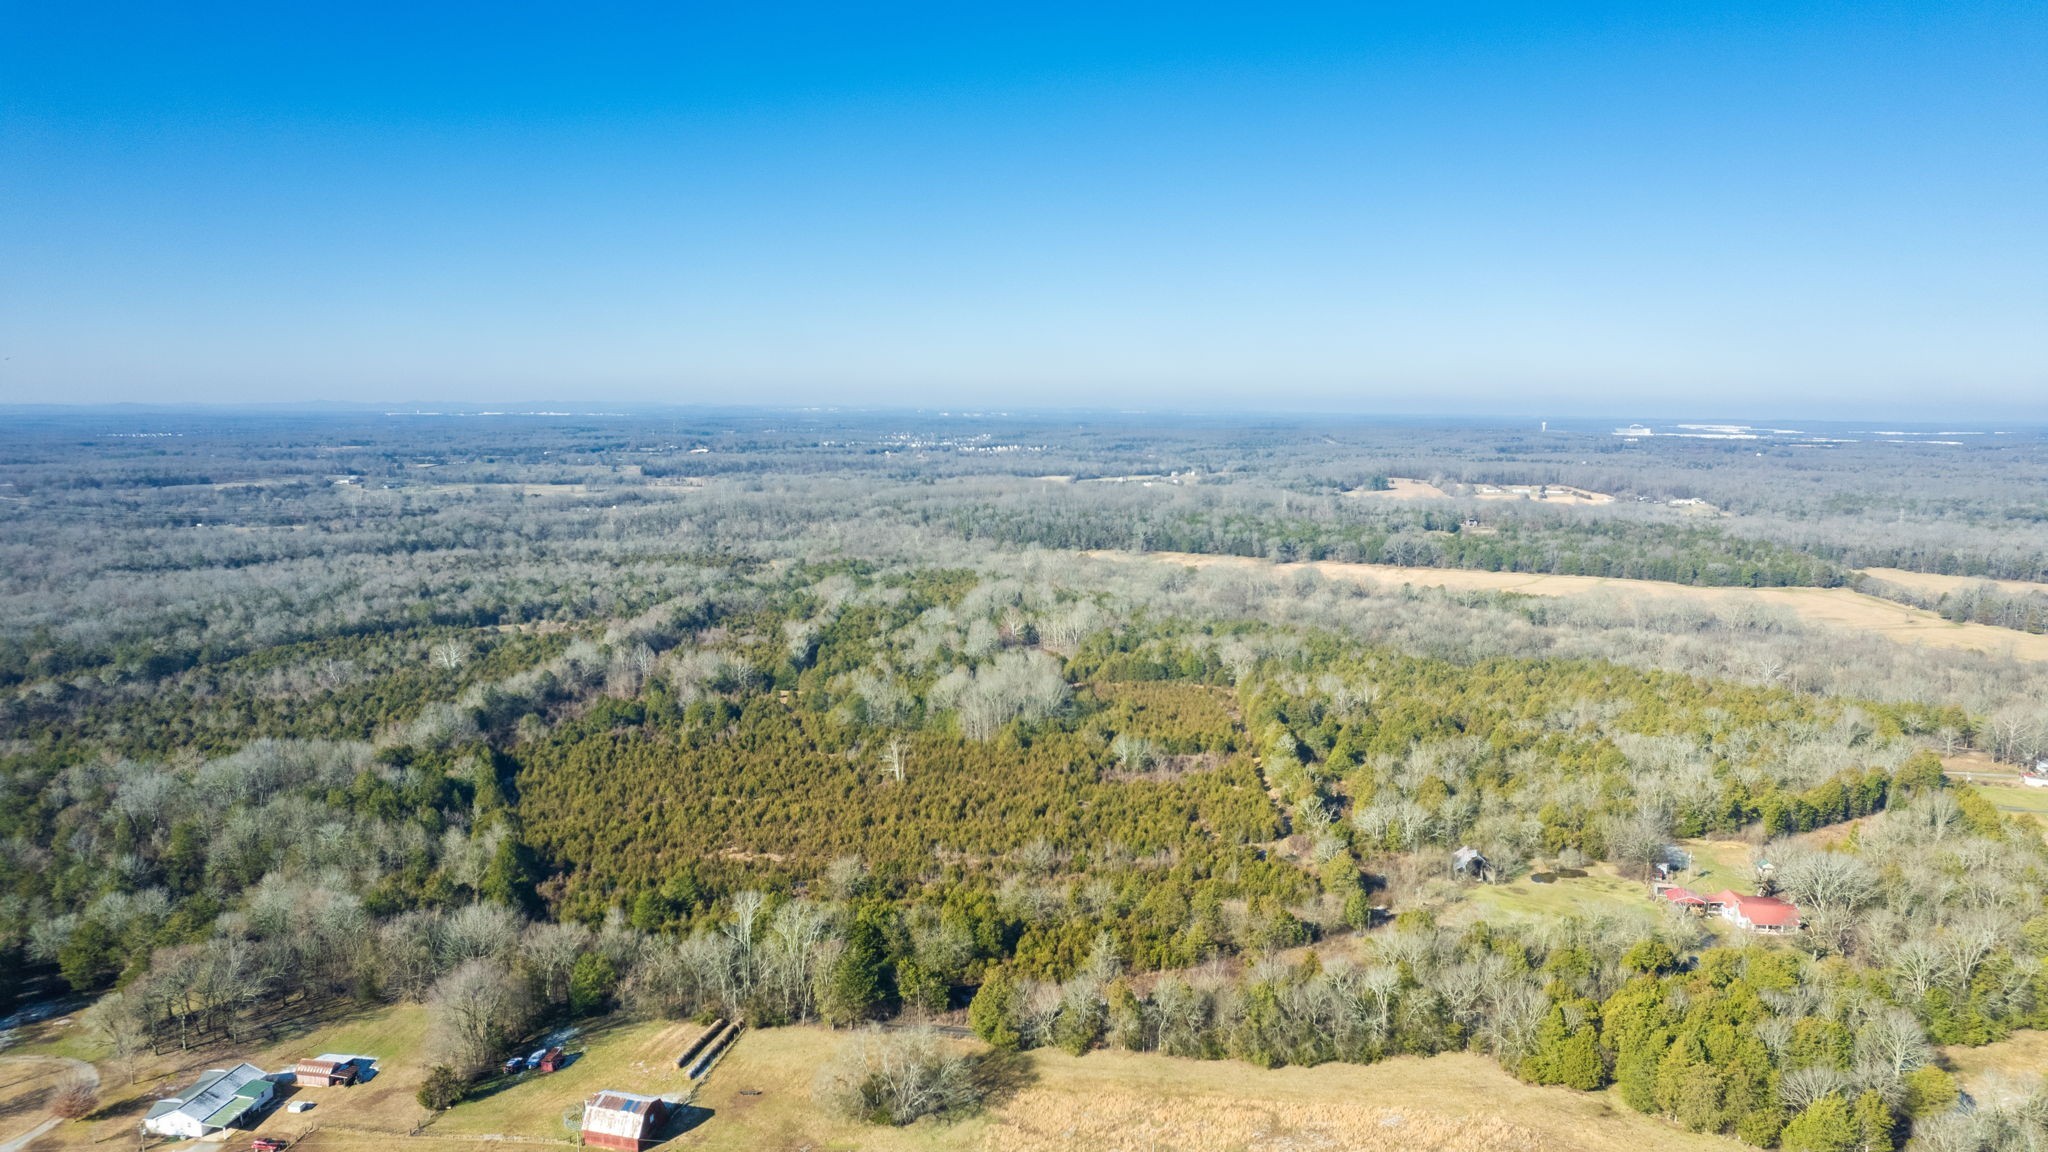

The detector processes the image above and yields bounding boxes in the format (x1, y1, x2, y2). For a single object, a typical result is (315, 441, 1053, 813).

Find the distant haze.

(2, 3, 2043, 416)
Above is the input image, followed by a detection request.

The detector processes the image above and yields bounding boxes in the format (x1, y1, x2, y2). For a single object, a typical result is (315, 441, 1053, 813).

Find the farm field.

(1346, 477, 1449, 500)
(670, 1026, 1747, 1152)
(1090, 551, 2048, 662)
(1863, 568, 2048, 599)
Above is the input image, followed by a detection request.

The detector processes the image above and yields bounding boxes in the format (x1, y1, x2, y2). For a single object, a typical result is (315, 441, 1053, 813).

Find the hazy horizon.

(4, 3, 2044, 413)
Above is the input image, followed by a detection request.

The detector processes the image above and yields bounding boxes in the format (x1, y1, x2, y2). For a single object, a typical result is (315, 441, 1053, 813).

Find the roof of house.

(1658, 886, 1708, 905)
(1714, 891, 1801, 926)
(153, 1062, 270, 1130)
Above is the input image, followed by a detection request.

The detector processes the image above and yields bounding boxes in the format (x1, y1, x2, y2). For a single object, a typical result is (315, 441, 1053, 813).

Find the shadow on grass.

(967, 1048, 1038, 1114)
(665, 1104, 714, 1137)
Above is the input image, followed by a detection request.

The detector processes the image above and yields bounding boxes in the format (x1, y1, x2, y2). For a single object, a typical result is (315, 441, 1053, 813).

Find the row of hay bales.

(679, 1020, 742, 1079)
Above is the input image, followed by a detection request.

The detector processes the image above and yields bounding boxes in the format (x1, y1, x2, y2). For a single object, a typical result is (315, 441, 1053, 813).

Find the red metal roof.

(1725, 894, 1800, 926)
(1659, 886, 1708, 905)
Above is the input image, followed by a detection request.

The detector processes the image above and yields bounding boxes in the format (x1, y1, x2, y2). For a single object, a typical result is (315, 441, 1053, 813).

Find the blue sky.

(2, 2, 2043, 415)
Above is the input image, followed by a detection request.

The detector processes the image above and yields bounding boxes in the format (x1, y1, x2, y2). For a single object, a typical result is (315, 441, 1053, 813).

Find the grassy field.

(1941, 1030, 2048, 1106)
(670, 1026, 1749, 1152)
(1448, 863, 1661, 927)
(1864, 568, 2048, 599)
(0, 1056, 87, 1151)
(427, 1019, 707, 1140)
(238, 1003, 439, 1140)
(1973, 783, 2048, 825)
(1675, 838, 1758, 896)
(1087, 552, 2048, 662)
(9, 1001, 1751, 1152)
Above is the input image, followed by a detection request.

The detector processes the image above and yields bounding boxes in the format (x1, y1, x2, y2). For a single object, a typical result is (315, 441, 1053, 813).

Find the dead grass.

(665, 1026, 1747, 1152)
(1086, 552, 2048, 663)
(994, 1048, 1740, 1152)
(1941, 1030, 2048, 1107)
(1346, 478, 1449, 500)
(0, 1058, 72, 1146)
(1864, 568, 2048, 599)
(20, 1008, 1753, 1152)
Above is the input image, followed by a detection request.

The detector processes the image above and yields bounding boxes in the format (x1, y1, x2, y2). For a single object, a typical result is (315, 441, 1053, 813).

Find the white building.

(142, 1063, 274, 1139)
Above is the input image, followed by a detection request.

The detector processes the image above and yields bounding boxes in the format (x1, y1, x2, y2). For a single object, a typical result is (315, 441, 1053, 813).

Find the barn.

(581, 1090, 670, 1151)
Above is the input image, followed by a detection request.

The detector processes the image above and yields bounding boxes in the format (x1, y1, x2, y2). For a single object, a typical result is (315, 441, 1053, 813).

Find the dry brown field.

(671, 1027, 1744, 1152)
(1087, 551, 2048, 662)
(1863, 568, 2048, 599)
(1940, 1030, 2048, 1107)
(1345, 477, 1449, 500)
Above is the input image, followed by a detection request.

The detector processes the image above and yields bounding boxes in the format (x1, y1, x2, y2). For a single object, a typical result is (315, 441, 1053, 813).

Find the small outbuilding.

(1451, 846, 1490, 880)
(293, 1059, 358, 1088)
(581, 1091, 670, 1152)
(1657, 885, 1710, 911)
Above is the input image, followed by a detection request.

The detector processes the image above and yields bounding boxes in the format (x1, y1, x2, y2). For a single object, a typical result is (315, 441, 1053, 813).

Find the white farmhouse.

(142, 1062, 274, 1138)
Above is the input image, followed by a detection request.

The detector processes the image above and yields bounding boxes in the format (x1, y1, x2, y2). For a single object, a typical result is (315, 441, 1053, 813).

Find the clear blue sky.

(2, 2, 2043, 415)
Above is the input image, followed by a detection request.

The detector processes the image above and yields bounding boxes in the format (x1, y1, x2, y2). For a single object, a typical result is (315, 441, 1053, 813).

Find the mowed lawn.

(238, 1002, 439, 1140)
(1450, 863, 1661, 928)
(674, 1026, 1750, 1152)
(427, 1019, 707, 1139)
(1974, 783, 2048, 827)
(1674, 838, 1758, 896)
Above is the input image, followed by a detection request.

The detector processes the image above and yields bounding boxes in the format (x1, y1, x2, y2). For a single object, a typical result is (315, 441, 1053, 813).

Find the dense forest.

(5, 410, 2048, 1150)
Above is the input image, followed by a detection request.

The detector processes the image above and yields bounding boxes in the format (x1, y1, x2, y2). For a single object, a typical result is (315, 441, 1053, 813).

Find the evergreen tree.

(1781, 1095, 1855, 1152)
(1852, 1090, 1895, 1152)
(479, 835, 540, 914)
(568, 952, 618, 1016)
(822, 905, 893, 1026)
(968, 967, 1023, 1050)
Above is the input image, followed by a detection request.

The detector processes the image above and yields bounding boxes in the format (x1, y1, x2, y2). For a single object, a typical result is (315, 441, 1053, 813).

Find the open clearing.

(1346, 477, 1449, 500)
(15, 1011, 1742, 1152)
(672, 1026, 1743, 1152)
(1941, 1030, 2048, 1106)
(1471, 483, 1615, 505)
(1087, 551, 2048, 662)
(427, 1019, 707, 1140)
(1451, 863, 1660, 928)
(1864, 568, 2048, 599)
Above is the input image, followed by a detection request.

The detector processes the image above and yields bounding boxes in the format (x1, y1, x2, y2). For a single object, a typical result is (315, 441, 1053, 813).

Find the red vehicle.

(252, 1139, 289, 1152)
(537, 1046, 565, 1073)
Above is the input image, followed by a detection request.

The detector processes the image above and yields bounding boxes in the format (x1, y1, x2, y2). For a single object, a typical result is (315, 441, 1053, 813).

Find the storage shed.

(581, 1091, 669, 1152)
(293, 1059, 359, 1087)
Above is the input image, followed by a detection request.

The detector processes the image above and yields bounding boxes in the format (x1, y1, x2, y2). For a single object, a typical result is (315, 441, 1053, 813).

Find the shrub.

(49, 1080, 99, 1120)
(417, 1065, 469, 1112)
(813, 1027, 984, 1126)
